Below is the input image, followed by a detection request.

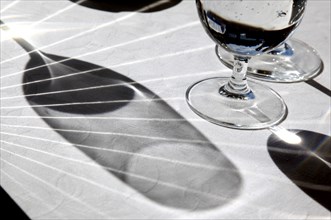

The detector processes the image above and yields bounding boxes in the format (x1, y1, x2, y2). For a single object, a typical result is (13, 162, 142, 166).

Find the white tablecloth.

(1, 0, 330, 219)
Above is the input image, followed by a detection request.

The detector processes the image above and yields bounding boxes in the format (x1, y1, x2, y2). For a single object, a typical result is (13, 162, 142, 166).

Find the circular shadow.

(69, 0, 183, 13)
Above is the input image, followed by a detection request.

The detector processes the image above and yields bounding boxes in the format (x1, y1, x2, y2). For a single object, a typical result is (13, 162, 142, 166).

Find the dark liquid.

(196, 0, 306, 56)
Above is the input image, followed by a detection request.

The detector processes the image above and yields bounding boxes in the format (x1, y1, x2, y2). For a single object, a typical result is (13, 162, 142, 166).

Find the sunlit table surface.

(1, 0, 330, 219)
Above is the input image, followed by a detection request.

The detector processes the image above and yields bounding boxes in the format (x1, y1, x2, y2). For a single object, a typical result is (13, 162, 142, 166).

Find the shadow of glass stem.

(20, 45, 242, 210)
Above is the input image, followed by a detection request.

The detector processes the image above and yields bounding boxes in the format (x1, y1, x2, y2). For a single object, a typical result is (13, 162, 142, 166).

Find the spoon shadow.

(1, 19, 243, 209)
(11, 37, 242, 210)
(69, 0, 183, 13)
(243, 103, 331, 210)
(267, 130, 331, 211)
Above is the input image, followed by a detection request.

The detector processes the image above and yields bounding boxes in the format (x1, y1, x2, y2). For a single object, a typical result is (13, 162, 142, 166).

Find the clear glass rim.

(186, 77, 288, 130)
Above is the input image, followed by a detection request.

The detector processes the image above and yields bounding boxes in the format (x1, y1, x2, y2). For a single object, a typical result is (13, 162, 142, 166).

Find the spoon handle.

(0, 19, 39, 55)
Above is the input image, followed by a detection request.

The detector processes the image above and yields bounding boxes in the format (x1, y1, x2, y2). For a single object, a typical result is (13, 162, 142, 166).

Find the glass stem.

(219, 56, 255, 100)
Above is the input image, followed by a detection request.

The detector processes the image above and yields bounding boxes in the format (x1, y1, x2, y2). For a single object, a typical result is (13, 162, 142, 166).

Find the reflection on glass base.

(216, 39, 323, 83)
(186, 77, 287, 130)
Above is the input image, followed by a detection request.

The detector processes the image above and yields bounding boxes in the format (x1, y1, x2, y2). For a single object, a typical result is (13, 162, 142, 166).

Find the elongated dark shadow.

(305, 80, 331, 97)
(267, 130, 331, 211)
(0, 186, 30, 220)
(69, 0, 182, 13)
(20, 41, 242, 210)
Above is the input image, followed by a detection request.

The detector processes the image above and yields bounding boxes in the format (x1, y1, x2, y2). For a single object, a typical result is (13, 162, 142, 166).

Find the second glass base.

(186, 77, 287, 130)
(216, 38, 323, 83)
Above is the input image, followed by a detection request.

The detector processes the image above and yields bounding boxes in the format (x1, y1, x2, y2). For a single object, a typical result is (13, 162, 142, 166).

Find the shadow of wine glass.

(69, 0, 183, 13)
(267, 130, 331, 211)
(22, 53, 242, 210)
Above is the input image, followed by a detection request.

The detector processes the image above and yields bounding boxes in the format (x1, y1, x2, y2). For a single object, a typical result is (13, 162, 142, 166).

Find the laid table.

(1, 0, 330, 219)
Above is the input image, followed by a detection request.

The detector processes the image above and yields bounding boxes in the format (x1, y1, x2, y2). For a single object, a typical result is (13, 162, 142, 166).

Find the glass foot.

(186, 77, 287, 130)
(216, 38, 323, 83)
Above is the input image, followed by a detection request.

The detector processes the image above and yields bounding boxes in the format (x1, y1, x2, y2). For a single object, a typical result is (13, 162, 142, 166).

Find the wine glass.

(186, 0, 307, 129)
(215, 35, 323, 83)
(214, 0, 321, 83)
